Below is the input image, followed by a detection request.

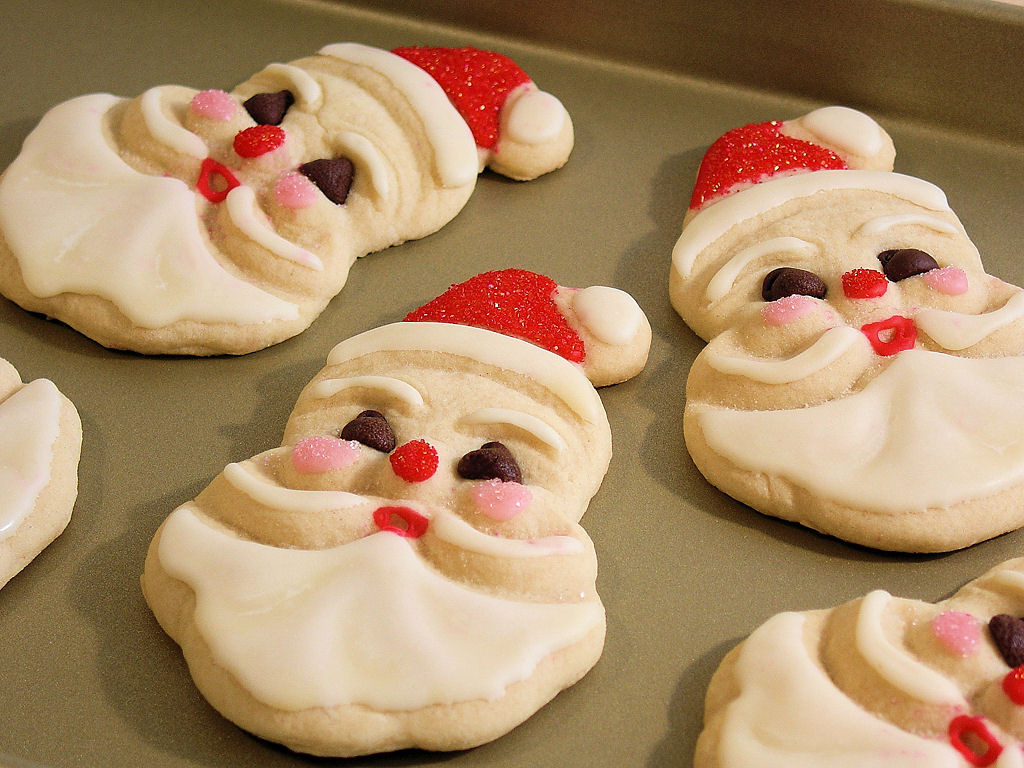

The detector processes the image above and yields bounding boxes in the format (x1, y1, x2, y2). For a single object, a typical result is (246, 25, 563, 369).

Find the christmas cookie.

(0, 44, 574, 355)
(696, 558, 1024, 767)
(141, 269, 649, 756)
(0, 357, 82, 589)
(670, 105, 1024, 552)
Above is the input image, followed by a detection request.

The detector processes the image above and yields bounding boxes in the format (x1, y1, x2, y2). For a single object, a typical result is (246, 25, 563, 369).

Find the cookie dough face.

(142, 323, 613, 756)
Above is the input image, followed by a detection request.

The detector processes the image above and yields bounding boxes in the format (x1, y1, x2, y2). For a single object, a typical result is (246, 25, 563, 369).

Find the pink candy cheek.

(190, 89, 237, 121)
(291, 436, 361, 474)
(761, 294, 818, 326)
(471, 479, 533, 521)
(274, 172, 319, 209)
(923, 266, 969, 295)
(931, 610, 981, 657)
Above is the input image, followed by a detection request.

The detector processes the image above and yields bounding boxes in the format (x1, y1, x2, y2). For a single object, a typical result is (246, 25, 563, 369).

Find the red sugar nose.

(861, 315, 917, 356)
(842, 268, 888, 300)
(389, 439, 439, 483)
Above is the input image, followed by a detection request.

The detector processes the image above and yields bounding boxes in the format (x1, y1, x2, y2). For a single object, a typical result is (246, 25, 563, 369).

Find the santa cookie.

(0, 357, 82, 589)
(141, 269, 649, 756)
(670, 105, 1024, 552)
(697, 558, 1024, 767)
(0, 44, 573, 355)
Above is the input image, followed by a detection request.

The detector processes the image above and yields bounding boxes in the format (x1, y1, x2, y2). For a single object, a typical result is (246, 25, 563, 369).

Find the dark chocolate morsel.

(300, 157, 355, 206)
(340, 410, 396, 453)
(242, 90, 295, 126)
(877, 248, 939, 282)
(761, 267, 828, 302)
(990, 614, 1024, 667)
(457, 441, 523, 484)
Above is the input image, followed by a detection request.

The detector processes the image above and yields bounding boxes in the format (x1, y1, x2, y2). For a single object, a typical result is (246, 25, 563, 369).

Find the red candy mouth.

(860, 315, 917, 356)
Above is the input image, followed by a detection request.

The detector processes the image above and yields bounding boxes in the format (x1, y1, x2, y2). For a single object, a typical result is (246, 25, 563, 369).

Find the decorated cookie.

(0, 357, 82, 589)
(670, 105, 1024, 552)
(141, 269, 649, 756)
(0, 44, 574, 355)
(696, 558, 1024, 767)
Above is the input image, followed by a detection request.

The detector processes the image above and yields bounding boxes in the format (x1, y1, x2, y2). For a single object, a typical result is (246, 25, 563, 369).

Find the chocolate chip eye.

(761, 267, 828, 302)
(242, 90, 294, 126)
(299, 157, 355, 205)
(339, 410, 396, 453)
(877, 248, 940, 282)
(457, 441, 522, 484)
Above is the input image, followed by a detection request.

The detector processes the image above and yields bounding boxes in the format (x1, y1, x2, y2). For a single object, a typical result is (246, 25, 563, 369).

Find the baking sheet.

(2, 0, 1024, 766)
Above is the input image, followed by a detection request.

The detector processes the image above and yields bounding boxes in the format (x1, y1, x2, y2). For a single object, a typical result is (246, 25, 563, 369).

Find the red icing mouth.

(373, 506, 429, 538)
(860, 315, 917, 356)
(196, 158, 241, 202)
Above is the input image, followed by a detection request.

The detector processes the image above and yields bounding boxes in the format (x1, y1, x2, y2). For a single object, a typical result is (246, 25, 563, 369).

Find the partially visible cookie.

(0, 44, 574, 355)
(0, 357, 82, 589)
(141, 268, 649, 756)
(697, 558, 1024, 767)
(671, 105, 1024, 552)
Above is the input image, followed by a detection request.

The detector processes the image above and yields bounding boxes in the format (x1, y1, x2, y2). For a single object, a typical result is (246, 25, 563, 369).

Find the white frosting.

(225, 186, 323, 270)
(718, 611, 961, 767)
(705, 326, 866, 384)
(673, 170, 950, 279)
(158, 506, 602, 710)
(856, 212, 959, 239)
(258, 62, 323, 109)
(0, 94, 298, 327)
(856, 590, 966, 706)
(699, 349, 1024, 512)
(224, 459, 366, 513)
(318, 43, 478, 188)
(140, 86, 207, 159)
(571, 285, 644, 346)
(916, 292, 1024, 351)
(984, 568, 1024, 598)
(326, 323, 602, 423)
(333, 130, 390, 199)
(501, 84, 566, 145)
(0, 379, 62, 540)
(308, 374, 424, 408)
(799, 106, 885, 158)
(705, 237, 818, 302)
(460, 407, 566, 451)
(431, 511, 583, 558)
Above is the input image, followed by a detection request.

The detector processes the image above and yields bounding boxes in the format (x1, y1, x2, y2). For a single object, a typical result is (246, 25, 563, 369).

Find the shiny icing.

(924, 266, 970, 296)
(916, 292, 1024, 351)
(326, 323, 602, 422)
(698, 349, 1024, 512)
(570, 285, 644, 345)
(0, 379, 62, 540)
(460, 407, 566, 451)
(257, 62, 323, 109)
(705, 236, 818, 302)
(470, 479, 533, 520)
(291, 436, 360, 474)
(225, 186, 323, 270)
(224, 459, 365, 513)
(761, 295, 818, 326)
(0, 94, 298, 327)
(431, 509, 582, 557)
(855, 212, 959, 238)
(190, 89, 237, 121)
(318, 43, 478, 188)
(157, 506, 602, 710)
(307, 374, 425, 409)
(140, 86, 208, 159)
(717, 611, 968, 767)
(672, 170, 950, 278)
(705, 325, 866, 384)
(332, 130, 390, 199)
(798, 105, 885, 158)
(501, 83, 566, 145)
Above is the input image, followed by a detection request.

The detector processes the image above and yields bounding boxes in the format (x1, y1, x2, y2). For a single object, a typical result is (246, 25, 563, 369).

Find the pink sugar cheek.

(761, 294, 818, 326)
(190, 89, 238, 121)
(923, 266, 969, 295)
(274, 172, 319, 209)
(291, 436, 361, 474)
(471, 479, 533, 521)
(931, 610, 981, 657)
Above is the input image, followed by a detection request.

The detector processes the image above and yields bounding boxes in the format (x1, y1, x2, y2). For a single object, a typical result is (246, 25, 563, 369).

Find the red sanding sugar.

(392, 46, 531, 149)
(690, 121, 847, 211)
(404, 269, 586, 363)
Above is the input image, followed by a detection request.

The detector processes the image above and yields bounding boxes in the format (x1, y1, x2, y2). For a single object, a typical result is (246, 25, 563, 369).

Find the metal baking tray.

(2, 0, 1023, 765)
